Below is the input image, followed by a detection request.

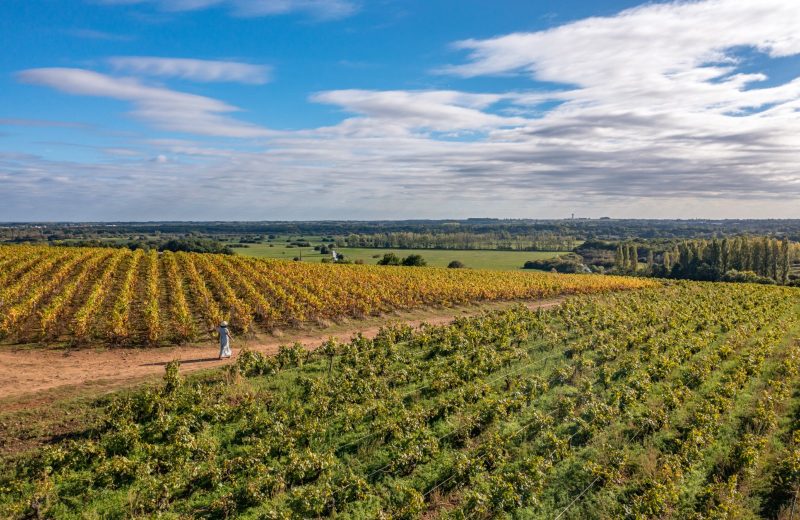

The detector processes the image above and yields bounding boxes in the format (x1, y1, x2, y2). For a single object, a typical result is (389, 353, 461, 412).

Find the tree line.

(51, 237, 235, 255)
(614, 236, 797, 284)
(338, 231, 577, 252)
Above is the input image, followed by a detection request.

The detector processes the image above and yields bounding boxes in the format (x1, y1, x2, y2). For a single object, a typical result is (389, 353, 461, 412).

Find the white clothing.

(218, 326, 232, 358)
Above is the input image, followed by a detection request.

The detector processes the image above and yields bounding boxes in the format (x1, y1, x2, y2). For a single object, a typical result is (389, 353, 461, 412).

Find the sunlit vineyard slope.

(0, 245, 655, 346)
(2, 283, 800, 518)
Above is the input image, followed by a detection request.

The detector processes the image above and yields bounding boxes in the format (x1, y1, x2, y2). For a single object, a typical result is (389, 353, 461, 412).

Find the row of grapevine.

(177, 251, 223, 333)
(162, 251, 194, 342)
(0, 248, 72, 311)
(37, 250, 114, 339)
(142, 250, 161, 344)
(0, 246, 49, 288)
(3, 282, 800, 518)
(190, 252, 254, 332)
(0, 244, 655, 346)
(108, 249, 143, 342)
(71, 250, 127, 341)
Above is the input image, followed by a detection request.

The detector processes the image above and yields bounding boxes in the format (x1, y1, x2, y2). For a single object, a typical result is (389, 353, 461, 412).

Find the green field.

(233, 242, 560, 271)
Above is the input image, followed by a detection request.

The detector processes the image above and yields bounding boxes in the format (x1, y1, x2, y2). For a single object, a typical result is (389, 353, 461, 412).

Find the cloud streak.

(96, 0, 357, 20)
(17, 68, 270, 138)
(311, 90, 525, 133)
(65, 28, 134, 41)
(442, 0, 800, 116)
(108, 56, 270, 84)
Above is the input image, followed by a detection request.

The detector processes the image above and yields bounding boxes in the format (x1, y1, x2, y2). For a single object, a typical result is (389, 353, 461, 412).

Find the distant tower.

(571, 213, 575, 220)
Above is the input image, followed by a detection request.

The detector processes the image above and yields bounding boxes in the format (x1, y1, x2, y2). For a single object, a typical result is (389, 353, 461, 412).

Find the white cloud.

(311, 90, 525, 133)
(65, 28, 134, 41)
(17, 68, 270, 138)
(10, 0, 800, 219)
(108, 56, 270, 84)
(442, 0, 800, 116)
(96, 0, 357, 20)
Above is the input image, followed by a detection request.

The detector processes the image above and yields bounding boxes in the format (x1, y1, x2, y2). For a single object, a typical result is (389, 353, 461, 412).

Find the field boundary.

(0, 298, 564, 412)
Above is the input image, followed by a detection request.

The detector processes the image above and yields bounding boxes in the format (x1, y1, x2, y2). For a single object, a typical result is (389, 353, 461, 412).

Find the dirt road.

(0, 299, 563, 410)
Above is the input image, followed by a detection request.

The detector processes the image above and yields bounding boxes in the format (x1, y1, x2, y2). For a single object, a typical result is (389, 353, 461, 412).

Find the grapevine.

(142, 250, 161, 344)
(38, 250, 113, 340)
(0, 244, 653, 345)
(71, 249, 127, 341)
(107, 249, 143, 342)
(177, 251, 224, 332)
(2, 282, 800, 519)
(162, 251, 194, 342)
(0, 249, 94, 338)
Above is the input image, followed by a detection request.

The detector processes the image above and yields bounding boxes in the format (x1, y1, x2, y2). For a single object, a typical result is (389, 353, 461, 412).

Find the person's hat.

(220, 321, 228, 327)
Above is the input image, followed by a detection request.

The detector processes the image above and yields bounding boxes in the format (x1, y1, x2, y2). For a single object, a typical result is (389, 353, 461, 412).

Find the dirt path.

(0, 299, 563, 410)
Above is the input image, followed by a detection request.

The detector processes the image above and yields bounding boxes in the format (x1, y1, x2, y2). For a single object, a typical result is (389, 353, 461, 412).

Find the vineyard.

(0, 245, 654, 346)
(3, 283, 800, 518)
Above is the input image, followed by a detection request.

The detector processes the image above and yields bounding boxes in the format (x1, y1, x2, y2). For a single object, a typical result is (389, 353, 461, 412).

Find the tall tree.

(770, 239, 780, 281)
(780, 238, 791, 284)
(731, 237, 747, 271)
(761, 237, 771, 277)
(708, 239, 721, 269)
(720, 238, 730, 272)
(678, 242, 693, 274)
(629, 244, 638, 273)
(615, 244, 624, 271)
(748, 238, 759, 274)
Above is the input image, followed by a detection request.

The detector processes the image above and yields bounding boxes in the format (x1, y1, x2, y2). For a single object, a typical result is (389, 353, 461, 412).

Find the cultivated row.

(0, 245, 655, 345)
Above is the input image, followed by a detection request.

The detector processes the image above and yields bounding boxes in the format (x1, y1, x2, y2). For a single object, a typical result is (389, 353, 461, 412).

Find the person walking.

(218, 321, 233, 359)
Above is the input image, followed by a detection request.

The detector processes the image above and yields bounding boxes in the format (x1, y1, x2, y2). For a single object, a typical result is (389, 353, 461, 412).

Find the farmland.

(231, 241, 560, 271)
(3, 282, 800, 518)
(0, 245, 651, 346)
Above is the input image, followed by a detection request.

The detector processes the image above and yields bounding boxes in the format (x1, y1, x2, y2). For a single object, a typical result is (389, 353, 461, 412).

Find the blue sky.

(2, 0, 800, 220)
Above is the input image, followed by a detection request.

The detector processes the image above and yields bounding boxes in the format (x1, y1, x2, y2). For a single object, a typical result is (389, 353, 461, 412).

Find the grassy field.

(233, 242, 560, 270)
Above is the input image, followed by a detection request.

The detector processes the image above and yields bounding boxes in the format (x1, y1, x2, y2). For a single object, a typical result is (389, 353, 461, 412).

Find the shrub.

(158, 238, 234, 255)
(523, 254, 587, 273)
(721, 270, 776, 285)
(448, 260, 466, 269)
(377, 253, 401, 266)
(401, 254, 427, 267)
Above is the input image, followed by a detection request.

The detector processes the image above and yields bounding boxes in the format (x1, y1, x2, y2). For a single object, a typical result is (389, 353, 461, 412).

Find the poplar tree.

(771, 239, 780, 281)
(708, 239, 721, 268)
(780, 238, 791, 284)
(749, 238, 760, 274)
(744, 237, 754, 271)
(679, 242, 692, 270)
(721, 238, 730, 272)
(761, 237, 771, 277)
(629, 244, 638, 273)
(738, 237, 745, 270)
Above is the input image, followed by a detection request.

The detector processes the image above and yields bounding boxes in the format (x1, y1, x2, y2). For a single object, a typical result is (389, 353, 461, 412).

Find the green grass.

(49, 233, 566, 271)
(233, 242, 561, 271)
